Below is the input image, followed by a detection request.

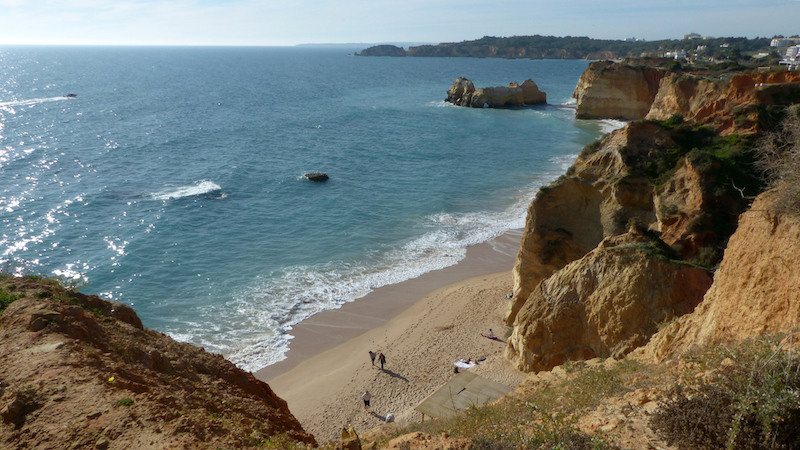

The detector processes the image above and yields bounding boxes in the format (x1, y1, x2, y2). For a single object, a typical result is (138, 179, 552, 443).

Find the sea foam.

(220, 155, 575, 373)
(149, 181, 222, 201)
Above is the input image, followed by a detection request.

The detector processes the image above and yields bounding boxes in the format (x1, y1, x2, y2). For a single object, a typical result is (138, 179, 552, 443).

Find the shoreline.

(255, 229, 522, 382)
(256, 230, 528, 442)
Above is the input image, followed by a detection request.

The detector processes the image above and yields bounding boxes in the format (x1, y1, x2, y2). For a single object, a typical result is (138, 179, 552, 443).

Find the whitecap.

(550, 153, 580, 172)
(217, 181, 552, 372)
(0, 96, 70, 107)
(599, 119, 627, 134)
(148, 181, 222, 201)
(429, 100, 452, 107)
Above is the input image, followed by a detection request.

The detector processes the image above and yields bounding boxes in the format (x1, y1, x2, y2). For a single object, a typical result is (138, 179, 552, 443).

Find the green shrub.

(651, 338, 800, 449)
(113, 397, 135, 407)
(0, 288, 22, 313)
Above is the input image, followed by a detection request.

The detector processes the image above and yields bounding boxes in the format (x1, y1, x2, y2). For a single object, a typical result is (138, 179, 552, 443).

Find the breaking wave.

(148, 181, 223, 201)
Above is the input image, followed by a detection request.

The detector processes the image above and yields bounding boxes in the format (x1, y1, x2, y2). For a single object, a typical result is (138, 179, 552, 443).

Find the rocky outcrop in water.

(356, 45, 407, 57)
(446, 78, 546, 108)
(0, 278, 315, 449)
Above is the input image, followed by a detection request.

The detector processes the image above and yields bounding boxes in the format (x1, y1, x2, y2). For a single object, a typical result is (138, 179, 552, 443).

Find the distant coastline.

(356, 34, 772, 60)
(296, 42, 435, 48)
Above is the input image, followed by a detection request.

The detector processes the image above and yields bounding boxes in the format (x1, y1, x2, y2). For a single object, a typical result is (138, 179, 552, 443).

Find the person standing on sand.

(369, 350, 376, 367)
(362, 390, 372, 410)
(379, 352, 386, 370)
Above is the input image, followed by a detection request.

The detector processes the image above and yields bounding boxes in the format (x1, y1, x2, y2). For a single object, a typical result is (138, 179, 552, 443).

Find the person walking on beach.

(378, 352, 386, 370)
(361, 390, 372, 410)
(369, 350, 376, 367)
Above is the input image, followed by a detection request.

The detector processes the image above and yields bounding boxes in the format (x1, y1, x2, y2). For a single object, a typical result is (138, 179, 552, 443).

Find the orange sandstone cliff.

(506, 61, 796, 373)
(506, 231, 711, 373)
(507, 121, 665, 324)
(0, 278, 315, 449)
(575, 61, 800, 135)
(573, 61, 664, 120)
(638, 188, 800, 362)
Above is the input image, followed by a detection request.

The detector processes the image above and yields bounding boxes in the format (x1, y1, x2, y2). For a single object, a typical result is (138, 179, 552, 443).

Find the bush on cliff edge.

(757, 105, 800, 216)
(650, 336, 800, 449)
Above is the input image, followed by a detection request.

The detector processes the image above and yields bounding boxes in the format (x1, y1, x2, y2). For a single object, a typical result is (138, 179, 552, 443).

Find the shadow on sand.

(380, 368, 409, 382)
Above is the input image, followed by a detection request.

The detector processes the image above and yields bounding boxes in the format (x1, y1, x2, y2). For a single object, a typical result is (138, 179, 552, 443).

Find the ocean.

(0, 46, 610, 372)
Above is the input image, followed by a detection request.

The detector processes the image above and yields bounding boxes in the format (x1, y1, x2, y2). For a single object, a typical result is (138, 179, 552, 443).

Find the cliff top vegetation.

(359, 35, 774, 62)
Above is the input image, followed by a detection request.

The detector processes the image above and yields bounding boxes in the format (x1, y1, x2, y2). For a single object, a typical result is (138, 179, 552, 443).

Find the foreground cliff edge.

(0, 278, 315, 449)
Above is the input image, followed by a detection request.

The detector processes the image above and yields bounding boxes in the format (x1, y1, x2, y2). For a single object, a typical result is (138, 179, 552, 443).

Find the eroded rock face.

(506, 232, 711, 373)
(574, 61, 800, 127)
(507, 121, 667, 324)
(638, 189, 800, 362)
(573, 61, 664, 120)
(646, 72, 800, 135)
(0, 279, 315, 449)
(446, 77, 546, 108)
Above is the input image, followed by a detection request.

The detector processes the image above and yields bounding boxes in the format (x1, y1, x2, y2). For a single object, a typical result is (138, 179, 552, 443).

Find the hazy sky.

(0, 0, 797, 46)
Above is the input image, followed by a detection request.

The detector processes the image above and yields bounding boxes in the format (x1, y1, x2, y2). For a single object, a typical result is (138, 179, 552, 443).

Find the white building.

(780, 46, 800, 70)
(664, 50, 688, 59)
(771, 38, 800, 47)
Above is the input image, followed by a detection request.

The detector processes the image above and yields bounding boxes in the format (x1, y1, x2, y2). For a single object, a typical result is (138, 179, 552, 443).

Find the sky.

(0, 0, 798, 47)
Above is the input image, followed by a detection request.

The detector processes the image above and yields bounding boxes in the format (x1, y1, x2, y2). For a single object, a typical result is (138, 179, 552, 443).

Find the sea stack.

(446, 78, 546, 108)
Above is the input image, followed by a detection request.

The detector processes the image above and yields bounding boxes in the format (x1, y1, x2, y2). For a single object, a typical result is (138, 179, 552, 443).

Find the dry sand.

(257, 232, 528, 443)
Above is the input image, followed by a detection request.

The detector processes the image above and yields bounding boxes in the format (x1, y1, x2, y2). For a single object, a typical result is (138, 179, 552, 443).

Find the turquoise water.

(0, 46, 605, 371)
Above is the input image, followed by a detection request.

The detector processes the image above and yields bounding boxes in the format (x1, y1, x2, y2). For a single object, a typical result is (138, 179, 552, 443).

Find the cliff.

(506, 231, 711, 373)
(0, 278, 315, 449)
(506, 63, 780, 372)
(575, 61, 800, 135)
(573, 61, 665, 120)
(647, 71, 800, 135)
(446, 77, 546, 108)
(507, 117, 758, 325)
(638, 189, 800, 362)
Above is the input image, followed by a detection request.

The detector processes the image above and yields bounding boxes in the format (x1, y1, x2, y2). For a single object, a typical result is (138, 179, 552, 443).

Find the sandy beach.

(257, 231, 528, 442)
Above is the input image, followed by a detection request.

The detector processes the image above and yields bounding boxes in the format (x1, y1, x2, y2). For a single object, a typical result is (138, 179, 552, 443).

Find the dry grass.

(373, 358, 672, 450)
(651, 335, 800, 450)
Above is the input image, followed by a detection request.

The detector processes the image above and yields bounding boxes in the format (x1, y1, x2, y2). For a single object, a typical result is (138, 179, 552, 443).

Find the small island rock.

(355, 45, 407, 57)
(305, 173, 329, 182)
(446, 78, 546, 108)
